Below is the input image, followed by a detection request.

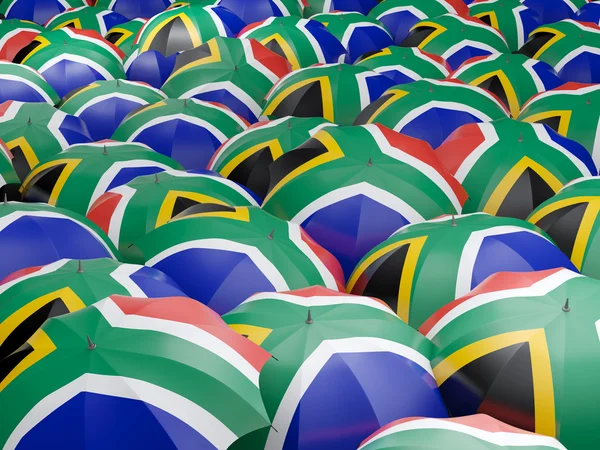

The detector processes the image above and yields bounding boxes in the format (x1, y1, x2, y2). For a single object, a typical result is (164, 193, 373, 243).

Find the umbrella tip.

(587, 98, 592, 105)
(306, 309, 314, 324)
(116, 79, 120, 87)
(3, 192, 7, 205)
(234, 65, 238, 71)
(367, 157, 372, 167)
(268, 229, 275, 240)
(562, 298, 570, 312)
(155, 173, 160, 183)
(86, 334, 96, 350)
(27, 117, 31, 125)
(184, 98, 188, 107)
(518, 132, 523, 143)
(76, 260, 84, 273)
(451, 214, 457, 226)
(103, 145, 108, 155)
(429, 84, 434, 93)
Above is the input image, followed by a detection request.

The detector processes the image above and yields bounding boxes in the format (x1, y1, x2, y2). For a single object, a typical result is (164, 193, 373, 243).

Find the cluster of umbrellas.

(1, 0, 600, 449)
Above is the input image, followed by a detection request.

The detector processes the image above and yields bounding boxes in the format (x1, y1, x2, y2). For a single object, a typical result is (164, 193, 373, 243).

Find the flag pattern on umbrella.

(436, 119, 596, 219)
(0, 294, 272, 449)
(0, 140, 19, 194)
(354, 78, 510, 149)
(124, 45, 177, 88)
(238, 16, 347, 71)
(94, 0, 172, 21)
(348, 213, 577, 328)
(217, 0, 303, 24)
(521, 0, 585, 25)
(0, 61, 59, 105)
(104, 17, 146, 54)
(305, 0, 380, 17)
(576, 1, 600, 25)
(45, 5, 129, 36)
(0, 0, 89, 25)
(162, 36, 292, 123)
(0, 19, 44, 61)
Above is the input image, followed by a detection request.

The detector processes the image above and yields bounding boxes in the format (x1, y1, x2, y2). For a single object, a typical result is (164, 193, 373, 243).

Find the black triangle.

(21, 164, 67, 203)
(535, 202, 588, 258)
(496, 167, 556, 220)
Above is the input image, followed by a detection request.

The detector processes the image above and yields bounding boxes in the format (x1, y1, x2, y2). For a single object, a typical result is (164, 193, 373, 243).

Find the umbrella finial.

(234, 65, 238, 71)
(451, 214, 457, 226)
(103, 145, 108, 155)
(587, 97, 592, 105)
(155, 173, 160, 183)
(86, 335, 96, 350)
(429, 83, 434, 93)
(562, 298, 570, 312)
(77, 260, 84, 273)
(27, 117, 31, 125)
(3, 192, 7, 205)
(367, 157, 372, 167)
(518, 132, 523, 143)
(306, 309, 314, 324)
(116, 79, 120, 87)
(287, 119, 292, 129)
(184, 98, 188, 107)
(268, 229, 275, 240)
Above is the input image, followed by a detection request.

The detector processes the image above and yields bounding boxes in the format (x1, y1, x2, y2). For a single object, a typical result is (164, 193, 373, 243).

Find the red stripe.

(521, 82, 598, 110)
(446, 0, 470, 16)
(449, 54, 492, 76)
(237, 19, 268, 38)
(418, 49, 451, 72)
(248, 38, 292, 79)
(299, 227, 345, 289)
(65, 28, 125, 59)
(435, 122, 485, 175)
(0, 265, 43, 286)
(0, 30, 40, 61)
(278, 286, 392, 309)
(0, 100, 15, 118)
(86, 191, 123, 235)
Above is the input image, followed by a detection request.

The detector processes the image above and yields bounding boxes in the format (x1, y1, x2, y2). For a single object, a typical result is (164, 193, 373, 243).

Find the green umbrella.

(44, 6, 129, 36)
(436, 119, 596, 219)
(87, 169, 259, 262)
(0, 61, 59, 105)
(21, 141, 183, 215)
(208, 116, 335, 199)
(347, 213, 577, 329)
(424, 268, 600, 450)
(0, 294, 271, 448)
(105, 18, 147, 55)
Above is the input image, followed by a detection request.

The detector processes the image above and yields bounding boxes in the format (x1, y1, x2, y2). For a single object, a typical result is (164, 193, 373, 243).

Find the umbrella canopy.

(422, 268, 600, 449)
(262, 124, 467, 279)
(208, 116, 335, 199)
(217, 0, 303, 24)
(304, 0, 379, 16)
(124, 46, 177, 88)
(162, 36, 292, 123)
(0, 294, 271, 449)
(468, 0, 541, 52)
(312, 11, 394, 64)
(354, 78, 510, 149)
(450, 53, 562, 118)
(355, 46, 451, 86)
(528, 176, 600, 278)
(112, 98, 248, 170)
(104, 17, 146, 55)
(87, 169, 259, 262)
(0, 101, 92, 183)
(577, 1, 600, 24)
(0, 201, 117, 281)
(0, 61, 59, 105)
(237, 16, 347, 71)
(359, 415, 567, 450)
(436, 119, 596, 219)
(13, 27, 126, 98)
(0, 257, 185, 361)
(21, 141, 183, 215)
(0, 19, 44, 61)
(134, 4, 246, 57)
(136, 206, 344, 314)
(519, 83, 600, 167)
(0, 140, 19, 193)
(45, 5, 128, 36)
(521, 0, 584, 24)
(368, 0, 469, 45)
(399, 13, 509, 70)
(223, 287, 448, 450)
(519, 20, 600, 83)
(261, 63, 395, 125)
(95, 0, 172, 20)
(348, 213, 577, 328)
(0, 0, 87, 25)
(58, 79, 167, 140)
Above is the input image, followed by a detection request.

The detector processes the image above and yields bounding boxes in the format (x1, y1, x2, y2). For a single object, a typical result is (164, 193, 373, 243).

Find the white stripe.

(56, 28, 123, 62)
(265, 337, 433, 449)
(38, 54, 114, 81)
(0, 60, 48, 81)
(454, 122, 499, 182)
(0, 259, 69, 295)
(46, 5, 86, 26)
(420, 78, 508, 110)
(3, 373, 237, 450)
(241, 38, 279, 84)
(97, 10, 113, 36)
(512, 5, 528, 49)
(340, 22, 391, 50)
(450, 53, 500, 80)
(298, 19, 326, 63)
(73, 93, 149, 116)
(272, 0, 292, 15)
(0, 74, 54, 103)
(47, 110, 71, 149)
(554, 46, 600, 73)
(375, 6, 427, 22)
(0, 101, 21, 124)
(355, 70, 376, 110)
(105, 184, 136, 246)
(390, 212, 490, 237)
(204, 5, 227, 38)
(522, 59, 546, 93)
(450, 14, 507, 43)
(178, 81, 261, 119)
(127, 114, 228, 142)
(0, 29, 41, 52)
(411, 48, 449, 76)
(441, 40, 501, 63)
(559, 176, 595, 191)
(521, 84, 600, 110)
(109, 264, 147, 297)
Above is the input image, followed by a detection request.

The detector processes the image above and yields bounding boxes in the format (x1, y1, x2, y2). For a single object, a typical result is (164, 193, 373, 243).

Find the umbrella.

(95, 0, 172, 20)
(519, 83, 600, 167)
(124, 46, 177, 88)
(0, 201, 118, 281)
(354, 78, 510, 149)
(436, 119, 596, 219)
(21, 141, 183, 215)
(0, 0, 88, 25)
(312, 11, 394, 64)
(104, 17, 146, 55)
(468, 0, 541, 52)
(347, 213, 577, 328)
(528, 176, 600, 278)
(222, 287, 449, 450)
(238, 16, 347, 71)
(576, 1, 600, 24)
(0, 294, 271, 448)
(521, 0, 584, 24)
(359, 415, 567, 450)
(45, 5, 129, 36)
(0, 257, 185, 361)
(355, 46, 451, 86)
(134, 4, 246, 57)
(13, 27, 126, 98)
(87, 169, 259, 262)
(304, 0, 379, 16)
(262, 123, 467, 279)
(0, 140, 20, 199)
(519, 20, 600, 83)
(0, 101, 91, 183)
(368, 0, 469, 45)
(399, 13, 509, 70)
(450, 53, 562, 118)
(58, 79, 167, 140)
(217, 0, 303, 24)
(261, 63, 395, 125)
(162, 36, 292, 123)
(136, 206, 344, 314)
(0, 61, 59, 105)
(208, 116, 335, 199)
(422, 268, 600, 449)
(0, 19, 44, 61)
(112, 98, 248, 170)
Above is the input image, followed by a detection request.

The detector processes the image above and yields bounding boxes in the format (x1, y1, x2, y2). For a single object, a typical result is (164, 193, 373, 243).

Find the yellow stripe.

(358, 47, 391, 63)
(106, 28, 134, 47)
(519, 110, 572, 136)
(59, 82, 100, 109)
(156, 190, 230, 228)
(228, 323, 272, 345)
(470, 70, 519, 118)
(571, 202, 600, 269)
(6, 137, 39, 173)
(472, 12, 499, 31)
(52, 18, 82, 30)
(19, 36, 50, 65)
(408, 21, 447, 50)
(141, 12, 202, 53)
(260, 34, 300, 71)
(219, 139, 284, 177)
(167, 38, 221, 79)
(528, 195, 599, 224)
(365, 89, 408, 124)
(528, 28, 565, 60)
(21, 159, 81, 205)
(263, 76, 334, 122)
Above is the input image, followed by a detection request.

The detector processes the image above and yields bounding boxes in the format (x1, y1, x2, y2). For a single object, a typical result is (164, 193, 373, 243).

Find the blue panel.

(305, 21, 348, 63)
(58, 114, 92, 146)
(530, 61, 562, 91)
(79, 97, 145, 141)
(209, 6, 247, 37)
(192, 89, 257, 123)
(106, 166, 166, 191)
(152, 248, 276, 315)
(0, 80, 47, 103)
(129, 265, 187, 298)
(544, 125, 597, 175)
(378, 69, 419, 86)
(378, 10, 421, 45)
(346, 26, 393, 64)
(471, 231, 577, 290)
(6, 0, 64, 24)
(112, 0, 171, 20)
(365, 73, 395, 103)
(126, 51, 177, 90)
(16, 392, 216, 450)
(282, 351, 448, 450)
(558, 51, 600, 85)
(102, 11, 128, 32)
(333, 0, 378, 15)
(577, 3, 600, 24)
(445, 46, 494, 71)
(42, 61, 107, 99)
(218, 0, 283, 24)
(522, 0, 575, 24)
